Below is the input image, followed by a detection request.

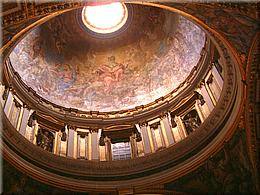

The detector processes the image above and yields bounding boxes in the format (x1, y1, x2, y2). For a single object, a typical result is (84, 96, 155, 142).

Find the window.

(112, 142, 131, 160)
(81, 2, 128, 34)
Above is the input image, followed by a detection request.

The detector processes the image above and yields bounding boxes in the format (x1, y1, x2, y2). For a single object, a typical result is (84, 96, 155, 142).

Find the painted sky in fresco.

(10, 8, 205, 112)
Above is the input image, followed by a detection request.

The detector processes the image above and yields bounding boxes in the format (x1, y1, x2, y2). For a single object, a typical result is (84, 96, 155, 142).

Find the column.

(19, 106, 31, 136)
(207, 74, 221, 101)
(4, 90, 13, 116)
(85, 135, 88, 159)
(147, 125, 155, 152)
(104, 136, 112, 161)
(90, 129, 99, 160)
(199, 84, 215, 111)
(16, 106, 24, 131)
(205, 75, 217, 105)
(130, 133, 137, 158)
(212, 64, 224, 89)
(88, 132, 92, 160)
(0, 84, 6, 106)
(10, 97, 22, 130)
(139, 123, 152, 154)
(98, 130, 106, 161)
(149, 125, 158, 151)
(32, 119, 39, 144)
(67, 127, 76, 158)
(8, 101, 18, 127)
(195, 100, 206, 122)
(134, 124, 145, 157)
(77, 134, 81, 158)
(174, 116, 187, 139)
(170, 115, 181, 142)
(158, 124, 166, 148)
(24, 110, 35, 141)
(53, 131, 60, 155)
(160, 114, 175, 146)
(60, 126, 68, 157)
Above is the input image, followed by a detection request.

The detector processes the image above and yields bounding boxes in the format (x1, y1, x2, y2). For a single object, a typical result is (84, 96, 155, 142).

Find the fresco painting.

(10, 9, 205, 112)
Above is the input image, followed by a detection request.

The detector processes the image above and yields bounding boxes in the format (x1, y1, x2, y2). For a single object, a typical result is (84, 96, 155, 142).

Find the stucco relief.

(10, 8, 205, 112)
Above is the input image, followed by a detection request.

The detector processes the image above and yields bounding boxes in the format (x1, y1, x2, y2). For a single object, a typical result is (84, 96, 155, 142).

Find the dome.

(2, 2, 256, 194)
(9, 4, 205, 112)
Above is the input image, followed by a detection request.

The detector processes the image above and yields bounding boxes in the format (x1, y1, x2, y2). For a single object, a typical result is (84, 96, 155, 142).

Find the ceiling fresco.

(10, 6, 205, 112)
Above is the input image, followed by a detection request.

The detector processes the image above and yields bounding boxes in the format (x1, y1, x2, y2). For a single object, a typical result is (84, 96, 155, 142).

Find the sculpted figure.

(184, 111, 201, 134)
(36, 129, 54, 152)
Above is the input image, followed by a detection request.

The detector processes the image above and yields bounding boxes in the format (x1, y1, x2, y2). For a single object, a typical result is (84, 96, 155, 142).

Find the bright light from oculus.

(82, 2, 128, 34)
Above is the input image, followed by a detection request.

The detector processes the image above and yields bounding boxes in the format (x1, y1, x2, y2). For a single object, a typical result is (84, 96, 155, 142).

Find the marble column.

(150, 125, 158, 152)
(77, 134, 81, 158)
(212, 64, 224, 89)
(19, 107, 31, 136)
(32, 120, 39, 144)
(199, 84, 215, 112)
(158, 124, 166, 148)
(8, 98, 18, 128)
(53, 131, 60, 155)
(205, 75, 217, 106)
(91, 130, 99, 160)
(16, 106, 24, 131)
(130, 133, 138, 158)
(99, 146, 106, 161)
(147, 125, 155, 152)
(104, 136, 112, 161)
(10, 97, 23, 130)
(0, 84, 6, 106)
(4, 90, 13, 117)
(88, 132, 92, 160)
(195, 99, 206, 122)
(67, 127, 76, 158)
(85, 135, 88, 159)
(160, 114, 175, 146)
(139, 123, 152, 154)
(174, 116, 187, 140)
(134, 124, 145, 157)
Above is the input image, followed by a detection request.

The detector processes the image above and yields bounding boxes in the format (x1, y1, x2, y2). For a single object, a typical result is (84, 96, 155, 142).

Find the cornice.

(245, 31, 260, 192)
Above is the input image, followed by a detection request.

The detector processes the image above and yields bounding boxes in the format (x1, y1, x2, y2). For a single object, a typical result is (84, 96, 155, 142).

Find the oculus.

(81, 2, 128, 34)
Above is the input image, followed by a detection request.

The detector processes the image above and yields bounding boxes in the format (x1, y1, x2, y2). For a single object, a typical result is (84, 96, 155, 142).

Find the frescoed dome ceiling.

(10, 4, 205, 112)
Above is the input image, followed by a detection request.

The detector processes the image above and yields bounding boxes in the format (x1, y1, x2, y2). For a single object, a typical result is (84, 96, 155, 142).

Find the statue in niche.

(36, 129, 54, 152)
(27, 111, 37, 128)
(170, 115, 177, 128)
(99, 132, 105, 146)
(136, 131, 142, 142)
(183, 110, 201, 135)
(2, 86, 9, 100)
(60, 126, 67, 142)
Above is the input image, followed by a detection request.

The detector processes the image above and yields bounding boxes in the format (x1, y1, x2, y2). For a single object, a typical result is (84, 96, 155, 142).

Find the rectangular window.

(112, 142, 131, 160)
